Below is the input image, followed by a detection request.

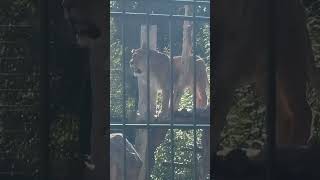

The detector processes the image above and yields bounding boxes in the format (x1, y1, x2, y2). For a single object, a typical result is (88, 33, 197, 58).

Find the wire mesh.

(110, 1, 210, 180)
(0, 21, 41, 179)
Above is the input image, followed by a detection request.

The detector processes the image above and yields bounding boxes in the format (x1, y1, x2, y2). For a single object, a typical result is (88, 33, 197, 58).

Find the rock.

(110, 133, 142, 180)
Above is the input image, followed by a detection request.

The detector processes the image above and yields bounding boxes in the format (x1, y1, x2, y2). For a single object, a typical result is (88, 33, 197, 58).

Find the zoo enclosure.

(110, 0, 210, 179)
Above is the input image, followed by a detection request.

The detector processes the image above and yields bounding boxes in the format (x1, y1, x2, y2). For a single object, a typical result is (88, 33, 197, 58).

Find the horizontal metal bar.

(110, 123, 210, 129)
(0, 73, 39, 76)
(0, 89, 38, 92)
(0, 105, 34, 108)
(171, 0, 210, 5)
(110, 0, 210, 5)
(110, 12, 209, 22)
(0, 109, 34, 112)
(0, 152, 16, 154)
(0, 57, 25, 60)
(0, 73, 24, 76)
(0, 25, 32, 28)
(1, 130, 26, 134)
(0, 172, 25, 175)
(0, 41, 19, 44)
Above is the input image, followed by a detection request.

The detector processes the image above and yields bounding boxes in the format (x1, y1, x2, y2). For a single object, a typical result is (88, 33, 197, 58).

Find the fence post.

(135, 24, 157, 180)
(38, 0, 50, 179)
(266, 0, 276, 179)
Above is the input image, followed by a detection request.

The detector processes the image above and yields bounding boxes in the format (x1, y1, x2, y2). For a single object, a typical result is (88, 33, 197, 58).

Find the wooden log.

(140, 25, 157, 50)
(133, 107, 210, 125)
(110, 133, 142, 180)
(111, 107, 210, 125)
(181, 5, 193, 76)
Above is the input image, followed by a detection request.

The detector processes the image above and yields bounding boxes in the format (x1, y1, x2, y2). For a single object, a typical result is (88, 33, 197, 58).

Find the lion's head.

(129, 48, 148, 77)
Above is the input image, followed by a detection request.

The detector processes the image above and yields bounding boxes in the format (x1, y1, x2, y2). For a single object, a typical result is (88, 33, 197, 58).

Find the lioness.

(173, 55, 209, 110)
(130, 47, 171, 117)
(130, 47, 209, 180)
(130, 47, 209, 116)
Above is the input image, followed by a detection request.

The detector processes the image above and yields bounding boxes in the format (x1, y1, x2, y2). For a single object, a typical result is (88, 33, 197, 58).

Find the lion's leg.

(135, 87, 157, 180)
(149, 88, 157, 117)
(137, 79, 147, 118)
(160, 86, 170, 118)
(280, 94, 312, 146)
(277, 66, 312, 145)
(173, 81, 185, 111)
(196, 85, 208, 109)
(255, 68, 292, 145)
(194, 71, 209, 179)
(276, 88, 293, 145)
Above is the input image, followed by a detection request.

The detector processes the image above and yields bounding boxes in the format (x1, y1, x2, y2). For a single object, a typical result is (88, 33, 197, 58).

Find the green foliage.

(152, 129, 203, 180)
(305, 0, 320, 141)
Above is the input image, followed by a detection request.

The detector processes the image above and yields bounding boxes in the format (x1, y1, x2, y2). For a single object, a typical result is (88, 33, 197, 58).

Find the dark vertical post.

(169, 3, 175, 180)
(146, 1, 151, 180)
(39, 0, 49, 179)
(192, 2, 198, 180)
(120, 0, 127, 179)
(266, 0, 276, 179)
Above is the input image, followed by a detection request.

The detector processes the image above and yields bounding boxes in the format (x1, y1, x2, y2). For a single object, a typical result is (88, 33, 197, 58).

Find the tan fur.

(130, 48, 171, 117)
(172, 56, 209, 110)
(130, 48, 209, 180)
(130, 48, 209, 116)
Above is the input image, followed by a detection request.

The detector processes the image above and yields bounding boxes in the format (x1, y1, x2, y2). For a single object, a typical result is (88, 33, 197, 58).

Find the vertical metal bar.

(266, 0, 276, 180)
(192, 1, 198, 180)
(39, 0, 49, 179)
(146, 1, 151, 179)
(120, 0, 127, 180)
(169, 2, 175, 180)
(210, 1, 215, 178)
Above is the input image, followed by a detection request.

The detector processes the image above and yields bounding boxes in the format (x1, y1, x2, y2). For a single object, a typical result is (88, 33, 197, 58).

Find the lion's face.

(130, 49, 148, 77)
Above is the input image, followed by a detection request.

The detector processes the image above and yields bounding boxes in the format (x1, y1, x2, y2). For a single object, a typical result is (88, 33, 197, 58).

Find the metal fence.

(0, 0, 88, 179)
(0, 24, 41, 179)
(3, 0, 320, 179)
(110, 0, 210, 180)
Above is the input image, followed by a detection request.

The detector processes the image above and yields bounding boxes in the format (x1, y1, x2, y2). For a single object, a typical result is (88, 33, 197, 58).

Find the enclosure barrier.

(2, 0, 314, 179)
(110, 0, 210, 180)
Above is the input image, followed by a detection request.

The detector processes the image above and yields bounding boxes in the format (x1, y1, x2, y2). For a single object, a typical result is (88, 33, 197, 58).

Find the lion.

(130, 47, 171, 117)
(130, 47, 209, 180)
(130, 47, 209, 116)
